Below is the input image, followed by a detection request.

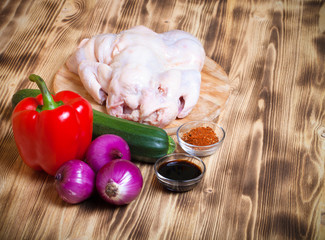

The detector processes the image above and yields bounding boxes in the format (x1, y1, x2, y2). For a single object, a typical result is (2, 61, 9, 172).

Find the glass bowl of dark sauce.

(154, 153, 206, 192)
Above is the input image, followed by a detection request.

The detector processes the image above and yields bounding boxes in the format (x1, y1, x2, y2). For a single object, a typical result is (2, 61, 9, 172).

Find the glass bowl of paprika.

(176, 121, 225, 157)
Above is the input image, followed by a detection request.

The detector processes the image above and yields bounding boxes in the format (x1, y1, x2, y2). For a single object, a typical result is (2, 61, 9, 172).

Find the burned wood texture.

(0, 0, 324, 239)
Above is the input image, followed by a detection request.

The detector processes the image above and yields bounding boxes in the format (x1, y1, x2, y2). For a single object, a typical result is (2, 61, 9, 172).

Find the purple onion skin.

(85, 134, 131, 172)
(96, 159, 143, 205)
(55, 159, 95, 204)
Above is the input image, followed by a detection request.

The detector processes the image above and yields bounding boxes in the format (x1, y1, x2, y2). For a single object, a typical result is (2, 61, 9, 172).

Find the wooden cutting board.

(53, 56, 230, 135)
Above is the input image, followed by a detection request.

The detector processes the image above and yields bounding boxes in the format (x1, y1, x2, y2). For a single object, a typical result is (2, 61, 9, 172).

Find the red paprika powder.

(182, 126, 218, 146)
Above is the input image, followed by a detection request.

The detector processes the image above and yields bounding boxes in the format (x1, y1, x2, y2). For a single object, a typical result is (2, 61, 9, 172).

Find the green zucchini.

(12, 89, 176, 163)
(12, 89, 43, 108)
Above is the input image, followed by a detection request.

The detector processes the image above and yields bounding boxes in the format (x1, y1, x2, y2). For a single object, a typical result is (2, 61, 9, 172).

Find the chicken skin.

(66, 26, 205, 127)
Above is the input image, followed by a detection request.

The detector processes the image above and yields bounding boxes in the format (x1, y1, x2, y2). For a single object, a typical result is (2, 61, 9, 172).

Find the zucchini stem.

(167, 136, 176, 154)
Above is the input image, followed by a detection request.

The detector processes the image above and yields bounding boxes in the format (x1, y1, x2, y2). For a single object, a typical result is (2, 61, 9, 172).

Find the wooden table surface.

(1, 0, 325, 239)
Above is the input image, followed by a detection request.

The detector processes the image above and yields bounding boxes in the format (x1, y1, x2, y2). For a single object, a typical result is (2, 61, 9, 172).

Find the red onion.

(96, 159, 143, 205)
(85, 134, 131, 172)
(55, 159, 95, 204)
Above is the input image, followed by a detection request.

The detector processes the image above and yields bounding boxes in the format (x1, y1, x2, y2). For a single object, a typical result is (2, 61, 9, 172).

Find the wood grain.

(53, 56, 230, 134)
(0, 0, 324, 239)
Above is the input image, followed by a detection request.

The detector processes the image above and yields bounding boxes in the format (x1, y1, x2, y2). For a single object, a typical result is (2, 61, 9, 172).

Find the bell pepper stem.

(29, 74, 63, 111)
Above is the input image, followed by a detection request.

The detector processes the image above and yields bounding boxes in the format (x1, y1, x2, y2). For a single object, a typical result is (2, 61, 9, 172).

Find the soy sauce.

(158, 160, 201, 181)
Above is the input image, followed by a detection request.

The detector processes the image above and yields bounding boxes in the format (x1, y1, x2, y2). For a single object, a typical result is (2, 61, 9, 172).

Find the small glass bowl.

(154, 153, 206, 192)
(176, 121, 225, 157)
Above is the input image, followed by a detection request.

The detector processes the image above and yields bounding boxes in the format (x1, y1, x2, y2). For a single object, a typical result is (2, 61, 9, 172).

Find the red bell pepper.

(12, 74, 93, 175)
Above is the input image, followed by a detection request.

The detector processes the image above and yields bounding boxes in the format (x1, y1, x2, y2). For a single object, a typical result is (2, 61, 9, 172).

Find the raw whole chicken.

(66, 26, 205, 128)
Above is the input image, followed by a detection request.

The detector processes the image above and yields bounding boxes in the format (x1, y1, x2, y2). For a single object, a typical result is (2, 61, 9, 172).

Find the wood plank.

(0, 0, 324, 239)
